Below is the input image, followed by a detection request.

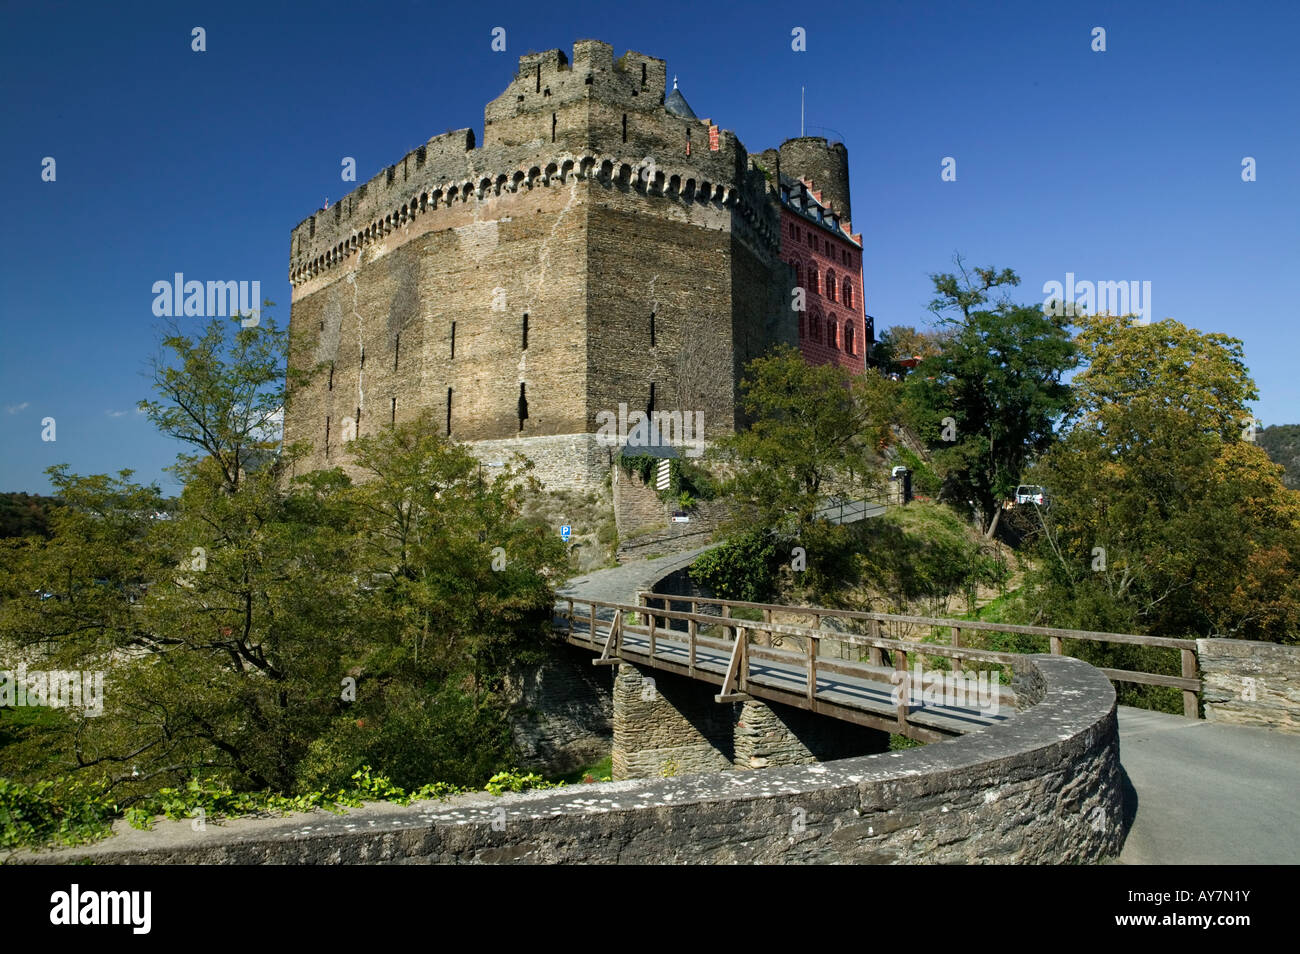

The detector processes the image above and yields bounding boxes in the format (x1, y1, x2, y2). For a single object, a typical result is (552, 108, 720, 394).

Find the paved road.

(1116, 706, 1300, 865)
(558, 546, 712, 606)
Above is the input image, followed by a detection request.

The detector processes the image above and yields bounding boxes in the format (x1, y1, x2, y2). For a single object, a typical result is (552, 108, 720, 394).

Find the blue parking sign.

(561, 525, 571, 542)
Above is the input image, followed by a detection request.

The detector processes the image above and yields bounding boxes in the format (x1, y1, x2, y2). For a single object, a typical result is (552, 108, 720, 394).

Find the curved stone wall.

(16, 655, 1124, 865)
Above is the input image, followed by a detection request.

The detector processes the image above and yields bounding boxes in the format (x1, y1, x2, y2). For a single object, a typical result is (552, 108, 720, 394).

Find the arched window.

(812, 312, 822, 342)
(828, 322, 837, 349)
(809, 267, 819, 295)
(846, 322, 855, 355)
(827, 270, 837, 302)
(843, 278, 853, 309)
(794, 263, 802, 291)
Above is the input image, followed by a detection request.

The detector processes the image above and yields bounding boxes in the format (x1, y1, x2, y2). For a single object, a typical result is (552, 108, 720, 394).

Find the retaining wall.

(1198, 637, 1300, 733)
(17, 654, 1125, 864)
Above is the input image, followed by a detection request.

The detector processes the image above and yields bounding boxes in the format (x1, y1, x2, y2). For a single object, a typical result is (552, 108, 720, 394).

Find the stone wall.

(283, 40, 791, 496)
(1198, 637, 1300, 733)
(733, 699, 888, 769)
(20, 655, 1125, 865)
(508, 642, 612, 774)
(611, 663, 733, 779)
(467, 433, 613, 494)
(611, 464, 725, 558)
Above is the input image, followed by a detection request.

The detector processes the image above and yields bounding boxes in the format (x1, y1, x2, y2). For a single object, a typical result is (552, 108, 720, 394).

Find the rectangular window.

(648, 381, 655, 416)
(394, 332, 400, 370)
(522, 313, 529, 350)
(518, 382, 528, 431)
(622, 114, 627, 143)
(650, 312, 656, 347)
(552, 112, 557, 143)
(446, 388, 452, 436)
(451, 321, 456, 358)
(328, 363, 334, 391)
(391, 396, 396, 424)
(325, 416, 330, 458)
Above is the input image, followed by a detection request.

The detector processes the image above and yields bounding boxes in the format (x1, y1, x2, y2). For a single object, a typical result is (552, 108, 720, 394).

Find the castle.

(283, 40, 865, 491)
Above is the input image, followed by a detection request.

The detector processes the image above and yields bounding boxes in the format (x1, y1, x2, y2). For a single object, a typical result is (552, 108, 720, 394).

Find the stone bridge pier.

(612, 663, 889, 780)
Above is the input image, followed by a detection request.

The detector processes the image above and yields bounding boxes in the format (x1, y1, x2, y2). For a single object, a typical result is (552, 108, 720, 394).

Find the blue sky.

(2, 0, 1296, 494)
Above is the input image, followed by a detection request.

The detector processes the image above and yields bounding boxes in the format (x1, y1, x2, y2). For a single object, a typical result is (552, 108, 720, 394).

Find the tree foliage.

(1023, 315, 1300, 644)
(714, 344, 896, 539)
(902, 266, 1077, 536)
(0, 314, 567, 810)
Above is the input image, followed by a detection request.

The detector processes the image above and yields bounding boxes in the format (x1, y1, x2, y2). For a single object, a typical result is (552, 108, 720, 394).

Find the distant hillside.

(0, 492, 61, 538)
(1259, 424, 1300, 489)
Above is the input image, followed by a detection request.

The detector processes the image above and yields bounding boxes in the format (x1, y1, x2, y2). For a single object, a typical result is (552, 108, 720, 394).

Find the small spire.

(673, 75, 678, 89)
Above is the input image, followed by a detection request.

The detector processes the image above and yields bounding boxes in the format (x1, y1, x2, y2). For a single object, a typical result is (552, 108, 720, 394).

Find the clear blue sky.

(2, 0, 1296, 494)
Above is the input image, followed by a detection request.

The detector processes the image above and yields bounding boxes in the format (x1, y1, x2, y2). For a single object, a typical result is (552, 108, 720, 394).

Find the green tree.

(904, 264, 1077, 536)
(0, 314, 569, 800)
(716, 344, 896, 539)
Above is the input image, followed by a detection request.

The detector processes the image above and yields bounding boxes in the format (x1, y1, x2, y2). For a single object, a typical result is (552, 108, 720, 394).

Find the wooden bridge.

(555, 591, 1204, 743)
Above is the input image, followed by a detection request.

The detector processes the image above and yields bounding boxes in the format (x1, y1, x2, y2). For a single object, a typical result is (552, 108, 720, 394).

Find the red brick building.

(778, 174, 873, 372)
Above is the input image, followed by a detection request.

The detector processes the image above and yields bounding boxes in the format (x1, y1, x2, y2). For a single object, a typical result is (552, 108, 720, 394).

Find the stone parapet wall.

(1198, 637, 1300, 733)
(20, 655, 1125, 865)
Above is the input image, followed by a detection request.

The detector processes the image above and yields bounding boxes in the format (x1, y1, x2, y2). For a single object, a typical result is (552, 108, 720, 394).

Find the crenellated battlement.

(289, 40, 779, 286)
(289, 146, 779, 287)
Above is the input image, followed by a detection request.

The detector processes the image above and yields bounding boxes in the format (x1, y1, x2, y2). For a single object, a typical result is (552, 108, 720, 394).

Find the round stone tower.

(779, 136, 851, 225)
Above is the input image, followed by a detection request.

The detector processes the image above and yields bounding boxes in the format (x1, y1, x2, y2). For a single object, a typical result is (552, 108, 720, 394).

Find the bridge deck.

(556, 605, 1016, 741)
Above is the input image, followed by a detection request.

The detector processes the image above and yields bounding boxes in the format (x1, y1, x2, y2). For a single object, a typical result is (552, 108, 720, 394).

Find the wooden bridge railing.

(559, 595, 1025, 741)
(633, 591, 1202, 719)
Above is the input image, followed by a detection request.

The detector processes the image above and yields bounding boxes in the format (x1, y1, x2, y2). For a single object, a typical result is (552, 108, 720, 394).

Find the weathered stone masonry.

(22, 655, 1126, 864)
(283, 40, 850, 494)
(1198, 637, 1300, 734)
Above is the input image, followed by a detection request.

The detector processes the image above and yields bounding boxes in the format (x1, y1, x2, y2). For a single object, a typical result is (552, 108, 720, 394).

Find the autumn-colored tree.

(1024, 315, 1300, 645)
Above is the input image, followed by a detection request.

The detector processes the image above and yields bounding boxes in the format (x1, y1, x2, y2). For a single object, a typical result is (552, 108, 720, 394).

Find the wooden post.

(589, 603, 597, 645)
(566, 599, 573, 637)
(739, 628, 749, 693)
(869, 618, 883, 667)
(894, 647, 909, 729)
(763, 608, 773, 648)
(1049, 635, 1063, 656)
(688, 615, 697, 677)
(1182, 648, 1198, 719)
(648, 610, 657, 660)
(806, 631, 817, 703)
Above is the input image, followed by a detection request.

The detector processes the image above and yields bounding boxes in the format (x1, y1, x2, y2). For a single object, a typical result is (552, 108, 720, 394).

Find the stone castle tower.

(283, 40, 855, 491)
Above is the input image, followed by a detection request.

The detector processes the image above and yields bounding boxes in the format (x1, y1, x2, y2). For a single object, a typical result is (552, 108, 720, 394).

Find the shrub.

(689, 530, 778, 603)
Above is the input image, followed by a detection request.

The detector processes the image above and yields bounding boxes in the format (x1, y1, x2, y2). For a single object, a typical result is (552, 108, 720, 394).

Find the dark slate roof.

(664, 83, 697, 120)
